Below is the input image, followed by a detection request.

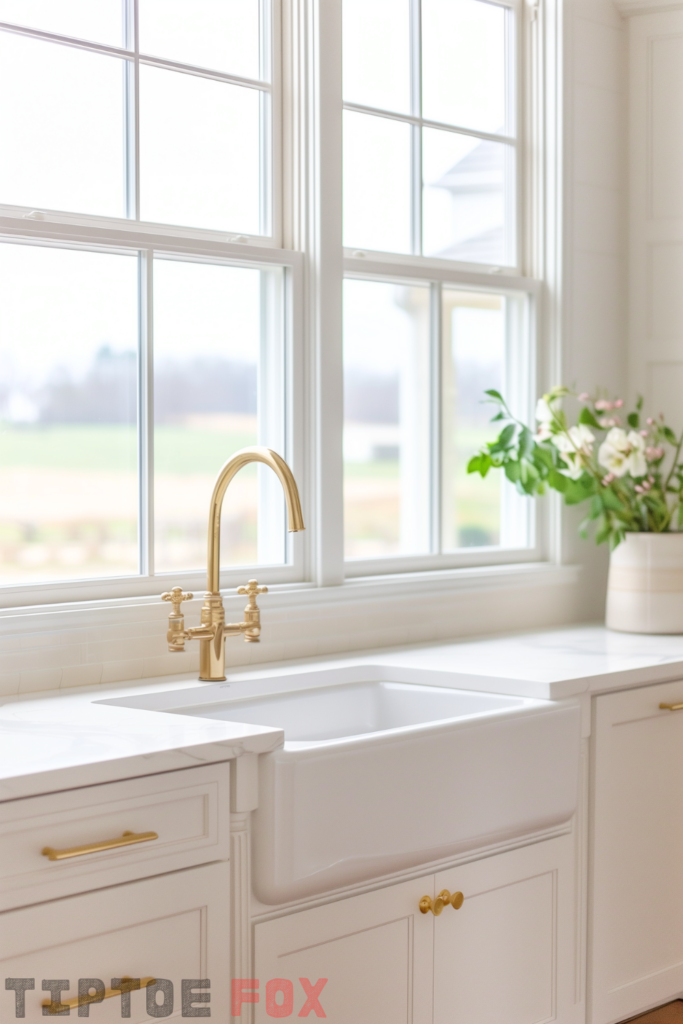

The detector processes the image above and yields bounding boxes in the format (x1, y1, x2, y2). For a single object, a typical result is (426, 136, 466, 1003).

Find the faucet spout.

(161, 446, 305, 682)
(207, 446, 304, 594)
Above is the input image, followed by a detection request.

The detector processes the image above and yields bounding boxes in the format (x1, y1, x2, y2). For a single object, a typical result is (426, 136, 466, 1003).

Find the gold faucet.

(161, 446, 305, 681)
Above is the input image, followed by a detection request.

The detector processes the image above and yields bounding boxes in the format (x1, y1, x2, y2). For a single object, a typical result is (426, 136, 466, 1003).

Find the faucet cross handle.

(161, 587, 194, 617)
(237, 579, 268, 606)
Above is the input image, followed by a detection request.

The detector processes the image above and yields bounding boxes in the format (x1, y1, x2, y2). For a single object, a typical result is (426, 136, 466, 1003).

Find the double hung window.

(0, 0, 542, 606)
(0, 1, 299, 600)
(341, 0, 539, 573)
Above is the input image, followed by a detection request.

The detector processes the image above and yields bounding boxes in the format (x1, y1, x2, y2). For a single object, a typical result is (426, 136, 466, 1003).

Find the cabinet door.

(591, 680, 683, 1024)
(0, 862, 230, 1023)
(253, 876, 433, 1024)
(434, 835, 578, 1024)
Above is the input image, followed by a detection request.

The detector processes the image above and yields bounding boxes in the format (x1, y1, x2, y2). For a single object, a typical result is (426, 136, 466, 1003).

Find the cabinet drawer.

(0, 763, 230, 910)
(0, 861, 230, 1023)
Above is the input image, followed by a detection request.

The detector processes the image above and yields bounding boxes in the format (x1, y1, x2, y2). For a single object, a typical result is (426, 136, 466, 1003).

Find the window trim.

(338, 0, 546, 574)
(0, 214, 307, 609)
(0, 1, 282, 246)
(0, 0, 568, 617)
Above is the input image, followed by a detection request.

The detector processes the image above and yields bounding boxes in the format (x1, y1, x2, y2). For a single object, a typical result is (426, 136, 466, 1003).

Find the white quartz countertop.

(0, 677, 284, 801)
(3, 623, 683, 800)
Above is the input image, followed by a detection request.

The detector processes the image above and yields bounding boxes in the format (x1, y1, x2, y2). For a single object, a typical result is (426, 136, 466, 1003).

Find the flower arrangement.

(467, 387, 683, 549)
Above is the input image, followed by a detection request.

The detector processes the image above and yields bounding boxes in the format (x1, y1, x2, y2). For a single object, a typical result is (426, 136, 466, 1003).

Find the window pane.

(343, 0, 411, 114)
(0, 244, 138, 585)
(344, 279, 431, 559)
(0, 1, 124, 47)
(442, 289, 506, 550)
(423, 128, 514, 265)
(343, 111, 412, 254)
(153, 259, 285, 574)
(140, 65, 262, 234)
(422, 0, 510, 135)
(0, 35, 125, 217)
(139, 0, 262, 80)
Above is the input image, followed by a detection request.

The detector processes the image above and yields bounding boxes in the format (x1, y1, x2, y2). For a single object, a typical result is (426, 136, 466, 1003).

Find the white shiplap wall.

(628, 8, 683, 427)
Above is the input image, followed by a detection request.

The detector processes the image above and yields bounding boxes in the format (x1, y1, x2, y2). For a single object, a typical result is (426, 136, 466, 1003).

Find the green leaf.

(504, 460, 522, 483)
(627, 412, 639, 429)
(578, 406, 600, 428)
(547, 468, 568, 492)
(484, 389, 504, 402)
(636, 395, 643, 411)
(601, 488, 624, 513)
(595, 515, 612, 546)
(491, 411, 506, 422)
(533, 444, 556, 470)
(488, 423, 516, 454)
(467, 453, 492, 478)
(662, 425, 677, 445)
(563, 474, 596, 506)
(518, 427, 534, 460)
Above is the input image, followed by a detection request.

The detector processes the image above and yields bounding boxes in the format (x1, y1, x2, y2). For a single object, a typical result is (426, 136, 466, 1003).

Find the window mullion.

(430, 280, 442, 554)
(138, 249, 154, 577)
(409, 0, 422, 256)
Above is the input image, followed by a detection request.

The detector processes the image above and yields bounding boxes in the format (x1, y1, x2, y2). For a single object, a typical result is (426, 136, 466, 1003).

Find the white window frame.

(0, 0, 565, 613)
(335, 0, 548, 577)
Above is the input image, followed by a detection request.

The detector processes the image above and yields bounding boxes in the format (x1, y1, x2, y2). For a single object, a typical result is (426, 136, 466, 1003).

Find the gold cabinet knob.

(419, 890, 464, 915)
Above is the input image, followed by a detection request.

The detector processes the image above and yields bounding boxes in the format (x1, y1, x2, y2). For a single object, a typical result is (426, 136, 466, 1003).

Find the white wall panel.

(650, 34, 683, 219)
(628, 10, 683, 427)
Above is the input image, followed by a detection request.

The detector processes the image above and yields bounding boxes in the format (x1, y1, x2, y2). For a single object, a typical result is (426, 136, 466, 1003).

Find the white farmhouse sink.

(101, 664, 581, 903)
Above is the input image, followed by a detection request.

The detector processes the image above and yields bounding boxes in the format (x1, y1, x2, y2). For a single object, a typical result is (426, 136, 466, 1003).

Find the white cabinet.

(255, 875, 433, 1023)
(591, 679, 683, 1024)
(0, 761, 230, 909)
(254, 834, 578, 1024)
(0, 861, 231, 1023)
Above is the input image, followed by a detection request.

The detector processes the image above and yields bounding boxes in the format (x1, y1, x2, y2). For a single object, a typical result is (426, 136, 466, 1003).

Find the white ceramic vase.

(606, 532, 683, 633)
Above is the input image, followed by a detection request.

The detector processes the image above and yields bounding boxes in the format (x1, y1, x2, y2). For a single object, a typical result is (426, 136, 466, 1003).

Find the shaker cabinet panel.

(253, 876, 434, 1024)
(254, 835, 578, 1024)
(434, 840, 572, 1024)
(591, 680, 683, 1024)
(0, 762, 230, 910)
(0, 862, 230, 1024)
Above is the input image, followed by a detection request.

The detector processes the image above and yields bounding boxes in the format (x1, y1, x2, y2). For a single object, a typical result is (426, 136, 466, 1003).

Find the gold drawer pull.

(659, 702, 683, 711)
(419, 889, 465, 916)
(42, 976, 156, 1014)
(41, 830, 159, 861)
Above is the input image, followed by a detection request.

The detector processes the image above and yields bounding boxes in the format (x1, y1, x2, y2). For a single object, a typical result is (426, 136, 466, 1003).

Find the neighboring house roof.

(434, 138, 505, 194)
(431, 137, 506, 262)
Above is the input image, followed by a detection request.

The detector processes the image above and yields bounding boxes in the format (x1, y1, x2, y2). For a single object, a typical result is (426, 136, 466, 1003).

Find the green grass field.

(0, 425, 258, 474)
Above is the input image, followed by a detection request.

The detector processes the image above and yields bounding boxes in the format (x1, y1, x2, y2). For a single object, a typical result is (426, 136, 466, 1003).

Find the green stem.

(663, 430, 683, 492)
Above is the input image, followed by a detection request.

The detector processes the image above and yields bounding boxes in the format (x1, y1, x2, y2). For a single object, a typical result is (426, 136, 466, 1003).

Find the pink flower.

(647, 417, 655, 426)
(602, 472, 615, 485)
(635, 485, 643, 493)
(614, 399, 624, 408)
(640, 429, 648, 437)
(595, 400, 611, 411)
(646, 447, 665, 461)
(578, 392, 590, 401)
(599, 416, 621, 428)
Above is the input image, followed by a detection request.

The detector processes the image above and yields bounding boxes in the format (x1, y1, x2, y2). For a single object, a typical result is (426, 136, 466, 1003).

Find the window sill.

(0, 562, 582, 700)
(0, 560, 580, 628)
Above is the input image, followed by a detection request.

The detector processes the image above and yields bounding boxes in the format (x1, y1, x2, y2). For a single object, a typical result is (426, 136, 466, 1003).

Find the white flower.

(535, 398, 553, 424)
(535, 398, 554, 441)
(552, 425, 595, 479)
(598, 428, 647, 479)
